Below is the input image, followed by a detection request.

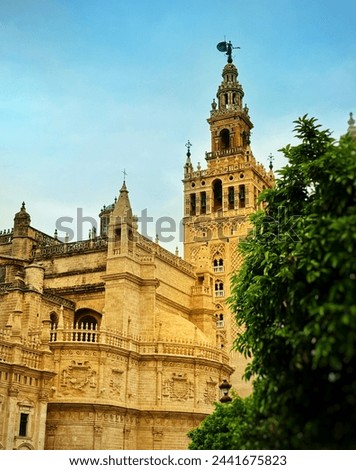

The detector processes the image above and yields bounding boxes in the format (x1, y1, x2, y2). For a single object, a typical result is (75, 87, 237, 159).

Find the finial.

(348, 112, 355, 126)
(21, 201, 26, 210)
(185, 140, 192, 157)
(268, 153, 274, 171)
(217, 40, 240, 63)
(122, 168, 127, 182)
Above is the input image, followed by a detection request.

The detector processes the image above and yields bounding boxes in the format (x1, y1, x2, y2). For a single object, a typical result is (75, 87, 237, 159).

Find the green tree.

(188, 117, 356, 449)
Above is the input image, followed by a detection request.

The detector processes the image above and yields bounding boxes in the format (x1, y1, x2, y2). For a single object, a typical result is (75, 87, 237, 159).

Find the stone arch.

(74, 308, 102, 329)
(219, 128, 230, 149)
(49, 311, 58, 327)
(17, 443, 34, 450)
(49, 311, 59, 341)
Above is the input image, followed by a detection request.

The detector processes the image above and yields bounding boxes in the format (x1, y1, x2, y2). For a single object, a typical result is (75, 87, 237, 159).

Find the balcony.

(213, 266, 224, 273)
(215, 290, 225, 298)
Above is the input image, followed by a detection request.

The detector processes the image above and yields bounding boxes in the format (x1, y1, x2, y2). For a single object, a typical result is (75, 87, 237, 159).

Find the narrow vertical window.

(213, 179, 223, 211)
(228, 186, 235, 210)
(190, 193, 196, 216)
(239, 184, 246, 208)
(19, 413, 28, 437)
(200, 191, 206, 214)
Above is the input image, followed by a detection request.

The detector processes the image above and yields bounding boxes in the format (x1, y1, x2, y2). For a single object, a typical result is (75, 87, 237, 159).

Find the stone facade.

(0, 53, 272, 450)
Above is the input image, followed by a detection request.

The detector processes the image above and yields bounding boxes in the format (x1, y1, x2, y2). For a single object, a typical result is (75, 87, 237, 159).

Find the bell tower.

(183, 41, 274, 395)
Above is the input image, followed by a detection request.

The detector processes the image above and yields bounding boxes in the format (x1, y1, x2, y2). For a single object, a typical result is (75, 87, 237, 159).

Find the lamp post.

(219, 379, 232, 403)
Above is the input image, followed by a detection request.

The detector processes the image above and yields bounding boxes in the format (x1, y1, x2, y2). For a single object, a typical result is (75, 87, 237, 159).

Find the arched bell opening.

(212, 179, 223, 211)
(220, 128, 230, 149)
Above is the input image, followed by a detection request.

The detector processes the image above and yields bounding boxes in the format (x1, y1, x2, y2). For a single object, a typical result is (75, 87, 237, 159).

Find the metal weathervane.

(216, 40, 240, 63)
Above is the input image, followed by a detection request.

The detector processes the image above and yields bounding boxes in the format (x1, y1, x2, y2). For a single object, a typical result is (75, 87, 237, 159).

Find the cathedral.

(0, 45, 274, 450)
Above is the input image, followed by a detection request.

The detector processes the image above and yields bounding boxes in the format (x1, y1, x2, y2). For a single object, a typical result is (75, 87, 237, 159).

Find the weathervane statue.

(216, 39, 240, 63)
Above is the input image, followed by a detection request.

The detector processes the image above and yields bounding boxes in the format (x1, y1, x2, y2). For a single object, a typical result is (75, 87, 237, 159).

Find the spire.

(113, 179, 133, 220)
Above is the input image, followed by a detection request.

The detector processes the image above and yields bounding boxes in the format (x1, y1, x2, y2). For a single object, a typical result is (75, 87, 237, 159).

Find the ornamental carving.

(8, 386, 19, 397)
(204, 378, 218, 404)
(38, 390, 50, 401)
(210, 243, 225, 257)
(163, 373, 194, 402)
(109, 369, 124, 397)
(94, 425, 103, 435)
(153, 430, 163, 440)
(60, 360, 97, 392)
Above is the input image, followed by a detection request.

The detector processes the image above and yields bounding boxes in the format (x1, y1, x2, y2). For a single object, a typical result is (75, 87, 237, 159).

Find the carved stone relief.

(204, 378, 218, 404)
(162, 373, 194, 401)
(60, 360, 97, 393)
(109, 369, 124, 398)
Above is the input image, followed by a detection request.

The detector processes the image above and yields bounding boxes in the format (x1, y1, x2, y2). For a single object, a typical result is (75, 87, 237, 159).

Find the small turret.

(13, 202, 31, 237)
(108, 179, 136, 255)
(12, 202, 33, 259)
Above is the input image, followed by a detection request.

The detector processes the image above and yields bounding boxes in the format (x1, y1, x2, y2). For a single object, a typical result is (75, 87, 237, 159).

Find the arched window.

(215, 280, 224, 297)
(213, 258, 224, 273)
(50, 312, 58, 341)
(74, 309, 101, 342)
(77, 315, 97, 330)
(212, 179, 223, 211)
(220, 129, 230, 149)
(50, 312, 58, 327)
(216, 312, 225, 329)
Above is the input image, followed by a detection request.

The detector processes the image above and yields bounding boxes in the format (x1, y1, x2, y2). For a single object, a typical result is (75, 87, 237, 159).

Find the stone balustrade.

(0, 329, 43, 369)
(49, 323, 229, 364)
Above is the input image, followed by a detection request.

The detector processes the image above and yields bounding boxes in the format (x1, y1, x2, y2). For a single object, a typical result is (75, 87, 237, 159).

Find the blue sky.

(1, 0, 355, 251)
